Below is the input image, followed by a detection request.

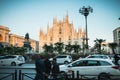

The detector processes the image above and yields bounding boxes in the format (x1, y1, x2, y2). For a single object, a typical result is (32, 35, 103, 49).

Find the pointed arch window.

(59, 27, 62, 34)
(69, 36, 71, 40)
(50, 37, 52, 41)
(59, 38, 61, 42)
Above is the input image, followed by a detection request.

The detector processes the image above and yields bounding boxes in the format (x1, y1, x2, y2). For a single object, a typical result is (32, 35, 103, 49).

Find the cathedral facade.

(39, 12, 86, 52)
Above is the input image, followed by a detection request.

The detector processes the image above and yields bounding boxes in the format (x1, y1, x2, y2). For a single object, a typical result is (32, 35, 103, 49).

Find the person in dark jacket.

(34, 55, 46, 80)
(44, 58, 51, 80)
(114, 54, 119, 65)
(51, 58, 60, 79)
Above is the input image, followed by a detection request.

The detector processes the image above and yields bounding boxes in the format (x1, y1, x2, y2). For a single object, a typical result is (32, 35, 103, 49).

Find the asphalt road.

(0, 63, 120, 80)
(0, 64, 35, 80)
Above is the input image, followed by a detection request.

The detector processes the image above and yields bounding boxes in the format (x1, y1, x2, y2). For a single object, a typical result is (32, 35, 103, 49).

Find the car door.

(0, 56, 5, 65)
(0, 56, 15, 65)
(1, 56, 11, 65)
(66, 60, 88, 78)
(84, 60, 112, 78)
(84, 60, 101, 77)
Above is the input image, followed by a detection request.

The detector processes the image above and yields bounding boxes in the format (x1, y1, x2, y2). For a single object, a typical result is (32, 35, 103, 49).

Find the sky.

(0, 0, 120, 47)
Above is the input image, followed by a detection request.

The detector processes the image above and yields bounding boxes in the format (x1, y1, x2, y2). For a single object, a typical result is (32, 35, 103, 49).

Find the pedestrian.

(44, 58, 51, 80)
(51, 58, 60, 80)
(114, 54, 119, 65)
(34, 55, 46, 80)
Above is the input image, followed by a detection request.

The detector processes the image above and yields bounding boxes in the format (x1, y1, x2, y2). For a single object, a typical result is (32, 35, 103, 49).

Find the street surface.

(0, 64, 35, 80)
(0, 63, 120, 80)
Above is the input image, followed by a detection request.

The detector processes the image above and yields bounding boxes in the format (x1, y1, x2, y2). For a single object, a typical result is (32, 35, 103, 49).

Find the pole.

(85, 16, 88, 49)
(79, 6, 93, 54)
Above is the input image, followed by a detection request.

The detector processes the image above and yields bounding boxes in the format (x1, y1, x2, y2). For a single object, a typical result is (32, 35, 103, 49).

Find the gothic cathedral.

(39, 12, 86, 52)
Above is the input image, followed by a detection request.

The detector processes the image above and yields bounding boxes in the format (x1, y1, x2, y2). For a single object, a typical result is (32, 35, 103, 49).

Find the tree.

(108, 42, 117, 54)
(94, 38, 106, 54)
(72, 44, 81, 54)
(0, 46, 27, 55)
(65, 43, 73, 54)
(54, 42, 64, 54)
(43, 44, 54, 54)
(0, 47, 4, 55)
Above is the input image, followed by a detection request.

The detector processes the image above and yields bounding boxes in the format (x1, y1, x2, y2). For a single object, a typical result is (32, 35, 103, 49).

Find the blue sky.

(0, 0, 120, 47)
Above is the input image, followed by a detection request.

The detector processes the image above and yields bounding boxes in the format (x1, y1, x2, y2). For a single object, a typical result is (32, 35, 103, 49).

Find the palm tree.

(94, 38, 106, 54)
(108, 42, 117, 54)
(43, 44, 54, 54)
(54, 42, 64, 54)
(72, 44, 81, 54)
(65, 43, 73, 54)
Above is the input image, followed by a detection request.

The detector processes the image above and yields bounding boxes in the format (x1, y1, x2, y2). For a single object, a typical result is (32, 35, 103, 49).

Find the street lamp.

(79, 6, 93, 49)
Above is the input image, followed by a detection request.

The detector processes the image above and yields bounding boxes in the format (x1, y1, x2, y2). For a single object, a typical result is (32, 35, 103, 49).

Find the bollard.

(77, 71, 79, 80)
(72, 71, 74, 79)
(15, 70, 17, 80)
(19, 70, 22, 80)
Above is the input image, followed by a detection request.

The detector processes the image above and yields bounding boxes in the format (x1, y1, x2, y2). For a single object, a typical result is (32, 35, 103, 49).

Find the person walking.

(34, 55, 46, 80)
(114, 54, 119, 65)
(44, 58, 51, 80)
(51, 58, 60, 80)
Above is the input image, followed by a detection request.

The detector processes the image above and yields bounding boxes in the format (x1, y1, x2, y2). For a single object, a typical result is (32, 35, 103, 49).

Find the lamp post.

(81, 37, 86, 54)
(79, 6, 93, 50)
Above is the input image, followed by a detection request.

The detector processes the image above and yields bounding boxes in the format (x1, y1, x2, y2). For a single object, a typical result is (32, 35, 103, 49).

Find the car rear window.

(1, 56, 16, 59)
(56, 56, 67, 58)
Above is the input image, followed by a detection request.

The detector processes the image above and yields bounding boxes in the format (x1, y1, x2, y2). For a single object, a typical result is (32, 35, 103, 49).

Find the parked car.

(0, 55, 25, 66)
(49, 55, 73, 64)
(85, 54, 113, 61)
(60, 58, 120, 80)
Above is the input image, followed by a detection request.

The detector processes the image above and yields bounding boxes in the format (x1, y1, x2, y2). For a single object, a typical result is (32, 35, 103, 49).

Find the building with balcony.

(0, 25, 10, 47)
(113, 27, 120, 53)
(0, 25, 39, 53)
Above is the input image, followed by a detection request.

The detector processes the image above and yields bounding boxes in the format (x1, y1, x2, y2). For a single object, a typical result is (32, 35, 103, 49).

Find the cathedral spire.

(53, 16, 57, 24)
(65, 10, 69, 22)
(40, 28, 44, 35)
(47, 23, 49, 31)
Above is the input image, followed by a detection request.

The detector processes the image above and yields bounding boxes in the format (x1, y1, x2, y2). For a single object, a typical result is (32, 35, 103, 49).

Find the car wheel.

(64, 61, 69, 64)
(98, 73, 111, 80)
(11, 62, 16, 66)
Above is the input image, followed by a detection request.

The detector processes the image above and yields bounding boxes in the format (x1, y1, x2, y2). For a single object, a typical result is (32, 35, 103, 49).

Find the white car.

(49, 55, 73, 64)
(60, 58, 120, 80)
(0, 55, 25, 66)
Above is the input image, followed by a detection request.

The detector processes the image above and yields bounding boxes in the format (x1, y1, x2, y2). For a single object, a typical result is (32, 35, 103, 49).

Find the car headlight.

(18, 57, 23, 61)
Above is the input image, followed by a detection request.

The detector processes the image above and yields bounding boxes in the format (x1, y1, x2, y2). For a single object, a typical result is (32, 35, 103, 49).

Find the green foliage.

(94, 38, 106, 54)
(65, 43, 73, 54)
(72, 44, 81, 54)
(43, 42, 82, 54)
(0, 48, 4, 55)
(108, 42, 117, 54)
(0, 46, 27, 55)
(43, 44, 54, 54)
(54, 42, 64, 54)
